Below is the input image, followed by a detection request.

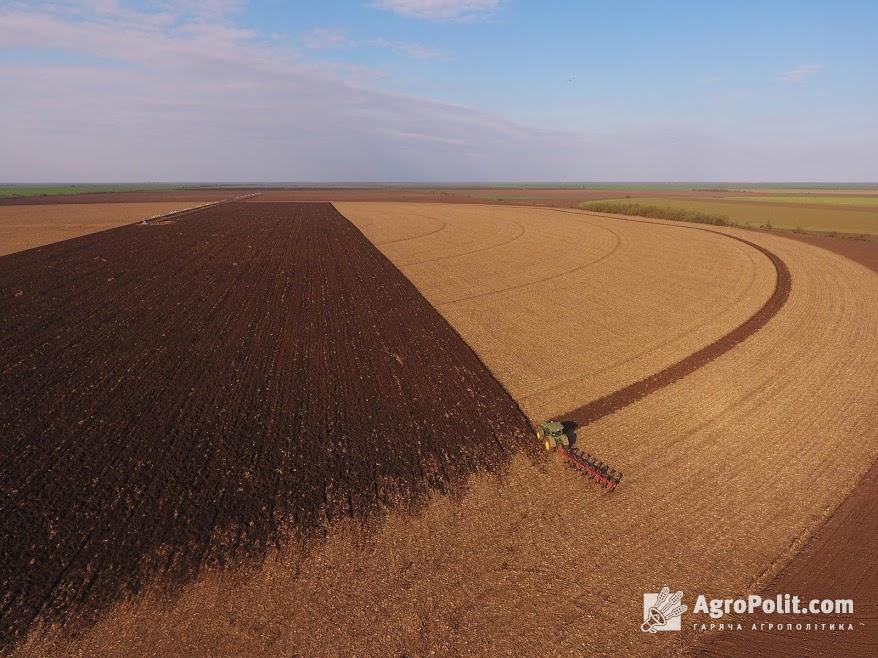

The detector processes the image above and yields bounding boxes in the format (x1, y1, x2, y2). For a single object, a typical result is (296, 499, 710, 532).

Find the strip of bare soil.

(0, 202, 533, 652)
(557, 212, 791, 428)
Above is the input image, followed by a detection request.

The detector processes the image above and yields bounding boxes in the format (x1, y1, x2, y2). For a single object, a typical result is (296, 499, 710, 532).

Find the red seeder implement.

(558, 446, 622, 490)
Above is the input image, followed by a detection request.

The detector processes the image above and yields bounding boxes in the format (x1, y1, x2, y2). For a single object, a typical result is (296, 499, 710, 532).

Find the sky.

(1, 0, 876, 182)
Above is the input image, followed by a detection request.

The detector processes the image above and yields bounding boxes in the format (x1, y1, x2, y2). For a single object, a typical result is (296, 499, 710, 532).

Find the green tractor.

(536, 420, 569, 450)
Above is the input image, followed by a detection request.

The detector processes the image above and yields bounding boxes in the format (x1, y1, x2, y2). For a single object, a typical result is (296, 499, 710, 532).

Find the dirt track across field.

(0, 202, 533, 651)
(0, 202, 220, 256)
(558, 215, 791, 428)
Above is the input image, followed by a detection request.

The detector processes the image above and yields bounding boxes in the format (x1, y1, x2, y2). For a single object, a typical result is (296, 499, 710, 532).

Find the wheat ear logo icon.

(641, 586, 687, 633)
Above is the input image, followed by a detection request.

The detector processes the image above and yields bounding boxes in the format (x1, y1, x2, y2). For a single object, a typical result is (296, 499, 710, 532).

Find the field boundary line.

(138, 192, 261, 225)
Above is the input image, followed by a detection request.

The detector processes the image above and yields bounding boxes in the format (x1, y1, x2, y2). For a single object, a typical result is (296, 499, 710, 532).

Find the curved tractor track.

(554, 210, 792, 428)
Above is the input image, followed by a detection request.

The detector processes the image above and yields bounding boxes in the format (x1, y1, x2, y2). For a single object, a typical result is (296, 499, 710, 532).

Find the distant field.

(0, 184, 184, 199)
(582, 197, 878, 234)
(735, 187, 878, 195)
(731, 195, 878, 207)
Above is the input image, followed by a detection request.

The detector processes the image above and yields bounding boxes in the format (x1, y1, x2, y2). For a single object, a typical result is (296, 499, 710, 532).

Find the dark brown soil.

(777, 230, 878, 273)
(692, 459, 878, 657)
(0, 202, 533, 651)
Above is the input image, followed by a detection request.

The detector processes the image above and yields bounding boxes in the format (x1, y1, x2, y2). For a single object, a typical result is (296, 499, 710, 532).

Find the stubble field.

(336, 202, 778, 421)
(4, 197, 877, 656)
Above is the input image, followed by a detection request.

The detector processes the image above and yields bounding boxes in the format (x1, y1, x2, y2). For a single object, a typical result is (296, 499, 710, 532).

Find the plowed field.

(0, 202, 533, 651)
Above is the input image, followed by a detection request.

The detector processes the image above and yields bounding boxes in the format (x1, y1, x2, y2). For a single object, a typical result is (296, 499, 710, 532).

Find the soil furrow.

(0, 202, 534, 652)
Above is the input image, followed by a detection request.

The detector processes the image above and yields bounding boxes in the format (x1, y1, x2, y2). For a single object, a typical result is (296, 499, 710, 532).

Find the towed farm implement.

(538, 420, 622, 491)
(558, 445, 622, 491)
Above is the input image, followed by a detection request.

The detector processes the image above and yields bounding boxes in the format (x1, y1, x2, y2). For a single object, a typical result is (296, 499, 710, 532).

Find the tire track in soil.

(520, 244, 760, 404)
(437, 222, 622, 305)
(403, 218, 526, 267)
(0, 202, 535, 652)
(374, 217, 447, 245)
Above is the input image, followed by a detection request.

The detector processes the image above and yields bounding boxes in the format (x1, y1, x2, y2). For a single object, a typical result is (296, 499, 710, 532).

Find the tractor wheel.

(544, 439, 551, 451)
(548, 436, 557, 449)
(536, 427, 544, 440)
(561, 435, 570, 447)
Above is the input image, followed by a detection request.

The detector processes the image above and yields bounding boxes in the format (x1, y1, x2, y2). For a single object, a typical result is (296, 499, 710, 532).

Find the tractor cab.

(536, 420, 569, 450)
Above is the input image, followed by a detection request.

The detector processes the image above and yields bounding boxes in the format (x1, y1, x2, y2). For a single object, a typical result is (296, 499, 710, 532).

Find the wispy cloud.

(300, 27, 448, 60)
(156, 0, 247, 20)
(370, 0, 500, 22)
(777, 63, 823, 83)
(300, 27, 349, 50)
(0, 1, 582, 182)
(2, 2, 870, 183)
(363, 38, 448, 60)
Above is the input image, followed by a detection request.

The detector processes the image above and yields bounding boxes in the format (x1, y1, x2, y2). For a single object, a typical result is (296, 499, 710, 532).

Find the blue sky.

(1, 0, 876, 182)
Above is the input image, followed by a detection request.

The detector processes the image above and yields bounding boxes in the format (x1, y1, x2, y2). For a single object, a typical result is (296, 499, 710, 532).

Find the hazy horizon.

(4, 181, 878, 188)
